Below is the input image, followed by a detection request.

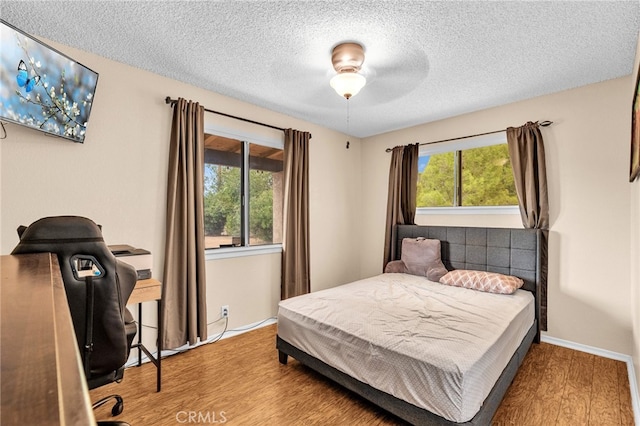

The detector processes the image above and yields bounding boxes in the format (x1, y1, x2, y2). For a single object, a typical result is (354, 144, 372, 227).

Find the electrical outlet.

(221, 305, 229, 318)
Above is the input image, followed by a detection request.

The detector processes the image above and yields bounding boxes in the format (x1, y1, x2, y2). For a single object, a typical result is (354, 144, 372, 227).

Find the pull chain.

(346, 99, 350, 149)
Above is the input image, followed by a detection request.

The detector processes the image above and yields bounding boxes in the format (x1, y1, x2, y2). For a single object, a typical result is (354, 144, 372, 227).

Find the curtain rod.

(384, 120, 553, 153)
(165, 96, 287, 133)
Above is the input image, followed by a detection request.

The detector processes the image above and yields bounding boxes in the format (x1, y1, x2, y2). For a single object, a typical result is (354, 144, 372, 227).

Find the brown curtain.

(507, 121, 549, 230)
(507, 121, 549, 330)
(383, 143, 419, 269)
(281, 129, 311, 300)
(161, 98, 208, 349)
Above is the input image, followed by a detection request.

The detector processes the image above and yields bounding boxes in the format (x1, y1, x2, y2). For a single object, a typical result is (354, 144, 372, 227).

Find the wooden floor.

(90, 324, 634, 425)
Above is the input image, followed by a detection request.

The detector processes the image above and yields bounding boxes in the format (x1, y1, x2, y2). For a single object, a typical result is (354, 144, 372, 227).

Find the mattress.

(277, 272, 534, 423)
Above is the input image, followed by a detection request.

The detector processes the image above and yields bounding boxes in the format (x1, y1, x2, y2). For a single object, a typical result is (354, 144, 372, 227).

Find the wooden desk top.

(1, 253, 96, 425)
(128, 278, 161, 306)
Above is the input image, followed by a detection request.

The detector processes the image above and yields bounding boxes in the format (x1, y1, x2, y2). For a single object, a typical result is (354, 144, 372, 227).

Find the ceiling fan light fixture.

(330, 72, 366, 100)
(330, 42, 366, 99)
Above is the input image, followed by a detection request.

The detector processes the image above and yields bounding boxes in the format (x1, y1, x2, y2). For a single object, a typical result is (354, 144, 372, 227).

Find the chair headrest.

(15, 216, 104, 244)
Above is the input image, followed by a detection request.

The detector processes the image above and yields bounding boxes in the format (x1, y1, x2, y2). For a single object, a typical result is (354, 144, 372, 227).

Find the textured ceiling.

(2, 1, 639, 138)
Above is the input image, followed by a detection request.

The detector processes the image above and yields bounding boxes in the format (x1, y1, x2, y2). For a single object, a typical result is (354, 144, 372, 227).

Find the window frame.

(416, 131, 520, 216)
(203, 124, 283, 260)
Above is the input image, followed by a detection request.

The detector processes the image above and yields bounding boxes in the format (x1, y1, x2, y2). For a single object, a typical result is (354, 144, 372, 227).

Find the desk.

(1, 253, 96, 425)
(128, 278, 162, 392)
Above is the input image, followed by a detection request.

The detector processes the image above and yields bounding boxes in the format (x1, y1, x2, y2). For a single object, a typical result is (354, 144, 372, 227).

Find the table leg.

(137, 303, 142, 367)
(156, 300, 162, 392)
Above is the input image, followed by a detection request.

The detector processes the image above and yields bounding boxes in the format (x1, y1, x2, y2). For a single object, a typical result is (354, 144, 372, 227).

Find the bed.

(276, 225, 546, 425)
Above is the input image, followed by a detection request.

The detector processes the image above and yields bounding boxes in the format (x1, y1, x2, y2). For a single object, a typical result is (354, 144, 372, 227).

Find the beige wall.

(361, 77, 634, 355)
(1, 33, 636, 367)
(0, 40, 363, 351)
(631, 31, 640, 398)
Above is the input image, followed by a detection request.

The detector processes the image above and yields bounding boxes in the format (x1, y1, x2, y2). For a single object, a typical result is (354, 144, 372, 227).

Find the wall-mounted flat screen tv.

(0, 20, 98, 143)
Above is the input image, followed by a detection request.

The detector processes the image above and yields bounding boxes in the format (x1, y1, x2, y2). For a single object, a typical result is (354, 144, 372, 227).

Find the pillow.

(384, 260, 407, 274)
(439, 270, 524, 294)
(400, 237, 448, 282)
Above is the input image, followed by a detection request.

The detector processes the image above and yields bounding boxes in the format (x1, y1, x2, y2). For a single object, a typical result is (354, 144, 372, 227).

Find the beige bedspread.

(277, 272, 534, 422)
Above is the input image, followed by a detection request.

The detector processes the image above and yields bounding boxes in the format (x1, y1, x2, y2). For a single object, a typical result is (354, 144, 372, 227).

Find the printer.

(108, 244, 152, 280)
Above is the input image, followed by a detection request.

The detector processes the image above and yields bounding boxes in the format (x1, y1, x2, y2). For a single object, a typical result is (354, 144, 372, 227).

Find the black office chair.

(11, 216, 137, 425)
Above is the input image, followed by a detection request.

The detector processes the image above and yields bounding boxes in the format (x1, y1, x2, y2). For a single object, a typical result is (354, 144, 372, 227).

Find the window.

(417, 133, 518, 210)
(203, 132, 283, 250)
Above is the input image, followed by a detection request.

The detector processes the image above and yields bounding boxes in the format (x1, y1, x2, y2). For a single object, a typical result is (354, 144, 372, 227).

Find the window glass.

(417, 143, 517, 208)
(249, 143, 283, 246)
(417, 152, 455, 207)
(204, 136, 242, 249)
(203, 132, 283, 249)
(461, 144, 518, 206)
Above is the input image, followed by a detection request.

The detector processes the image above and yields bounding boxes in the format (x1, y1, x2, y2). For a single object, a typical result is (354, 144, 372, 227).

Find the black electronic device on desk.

(109, 245, 152, 280)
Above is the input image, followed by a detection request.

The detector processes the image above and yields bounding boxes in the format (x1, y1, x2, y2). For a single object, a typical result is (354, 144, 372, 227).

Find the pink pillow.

(384, 260, 407, 273)
(439, 270, 524, 294)
(400, 238, 448, 282)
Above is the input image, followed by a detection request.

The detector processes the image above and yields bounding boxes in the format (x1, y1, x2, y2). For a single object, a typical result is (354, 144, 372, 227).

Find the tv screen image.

(0, 20, 98, 143)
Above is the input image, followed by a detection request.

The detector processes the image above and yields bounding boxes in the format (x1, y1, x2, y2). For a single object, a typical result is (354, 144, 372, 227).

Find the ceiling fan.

(329, 42, 367, 99)
(268, 37, 429, 111)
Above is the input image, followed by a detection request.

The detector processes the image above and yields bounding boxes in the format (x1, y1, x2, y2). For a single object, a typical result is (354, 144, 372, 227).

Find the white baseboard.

(541, 335, 639, 425)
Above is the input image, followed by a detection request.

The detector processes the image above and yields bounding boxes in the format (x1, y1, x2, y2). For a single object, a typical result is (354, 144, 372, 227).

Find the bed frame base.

(277, 225, 545, 424)
(277, 320, 537, 426)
